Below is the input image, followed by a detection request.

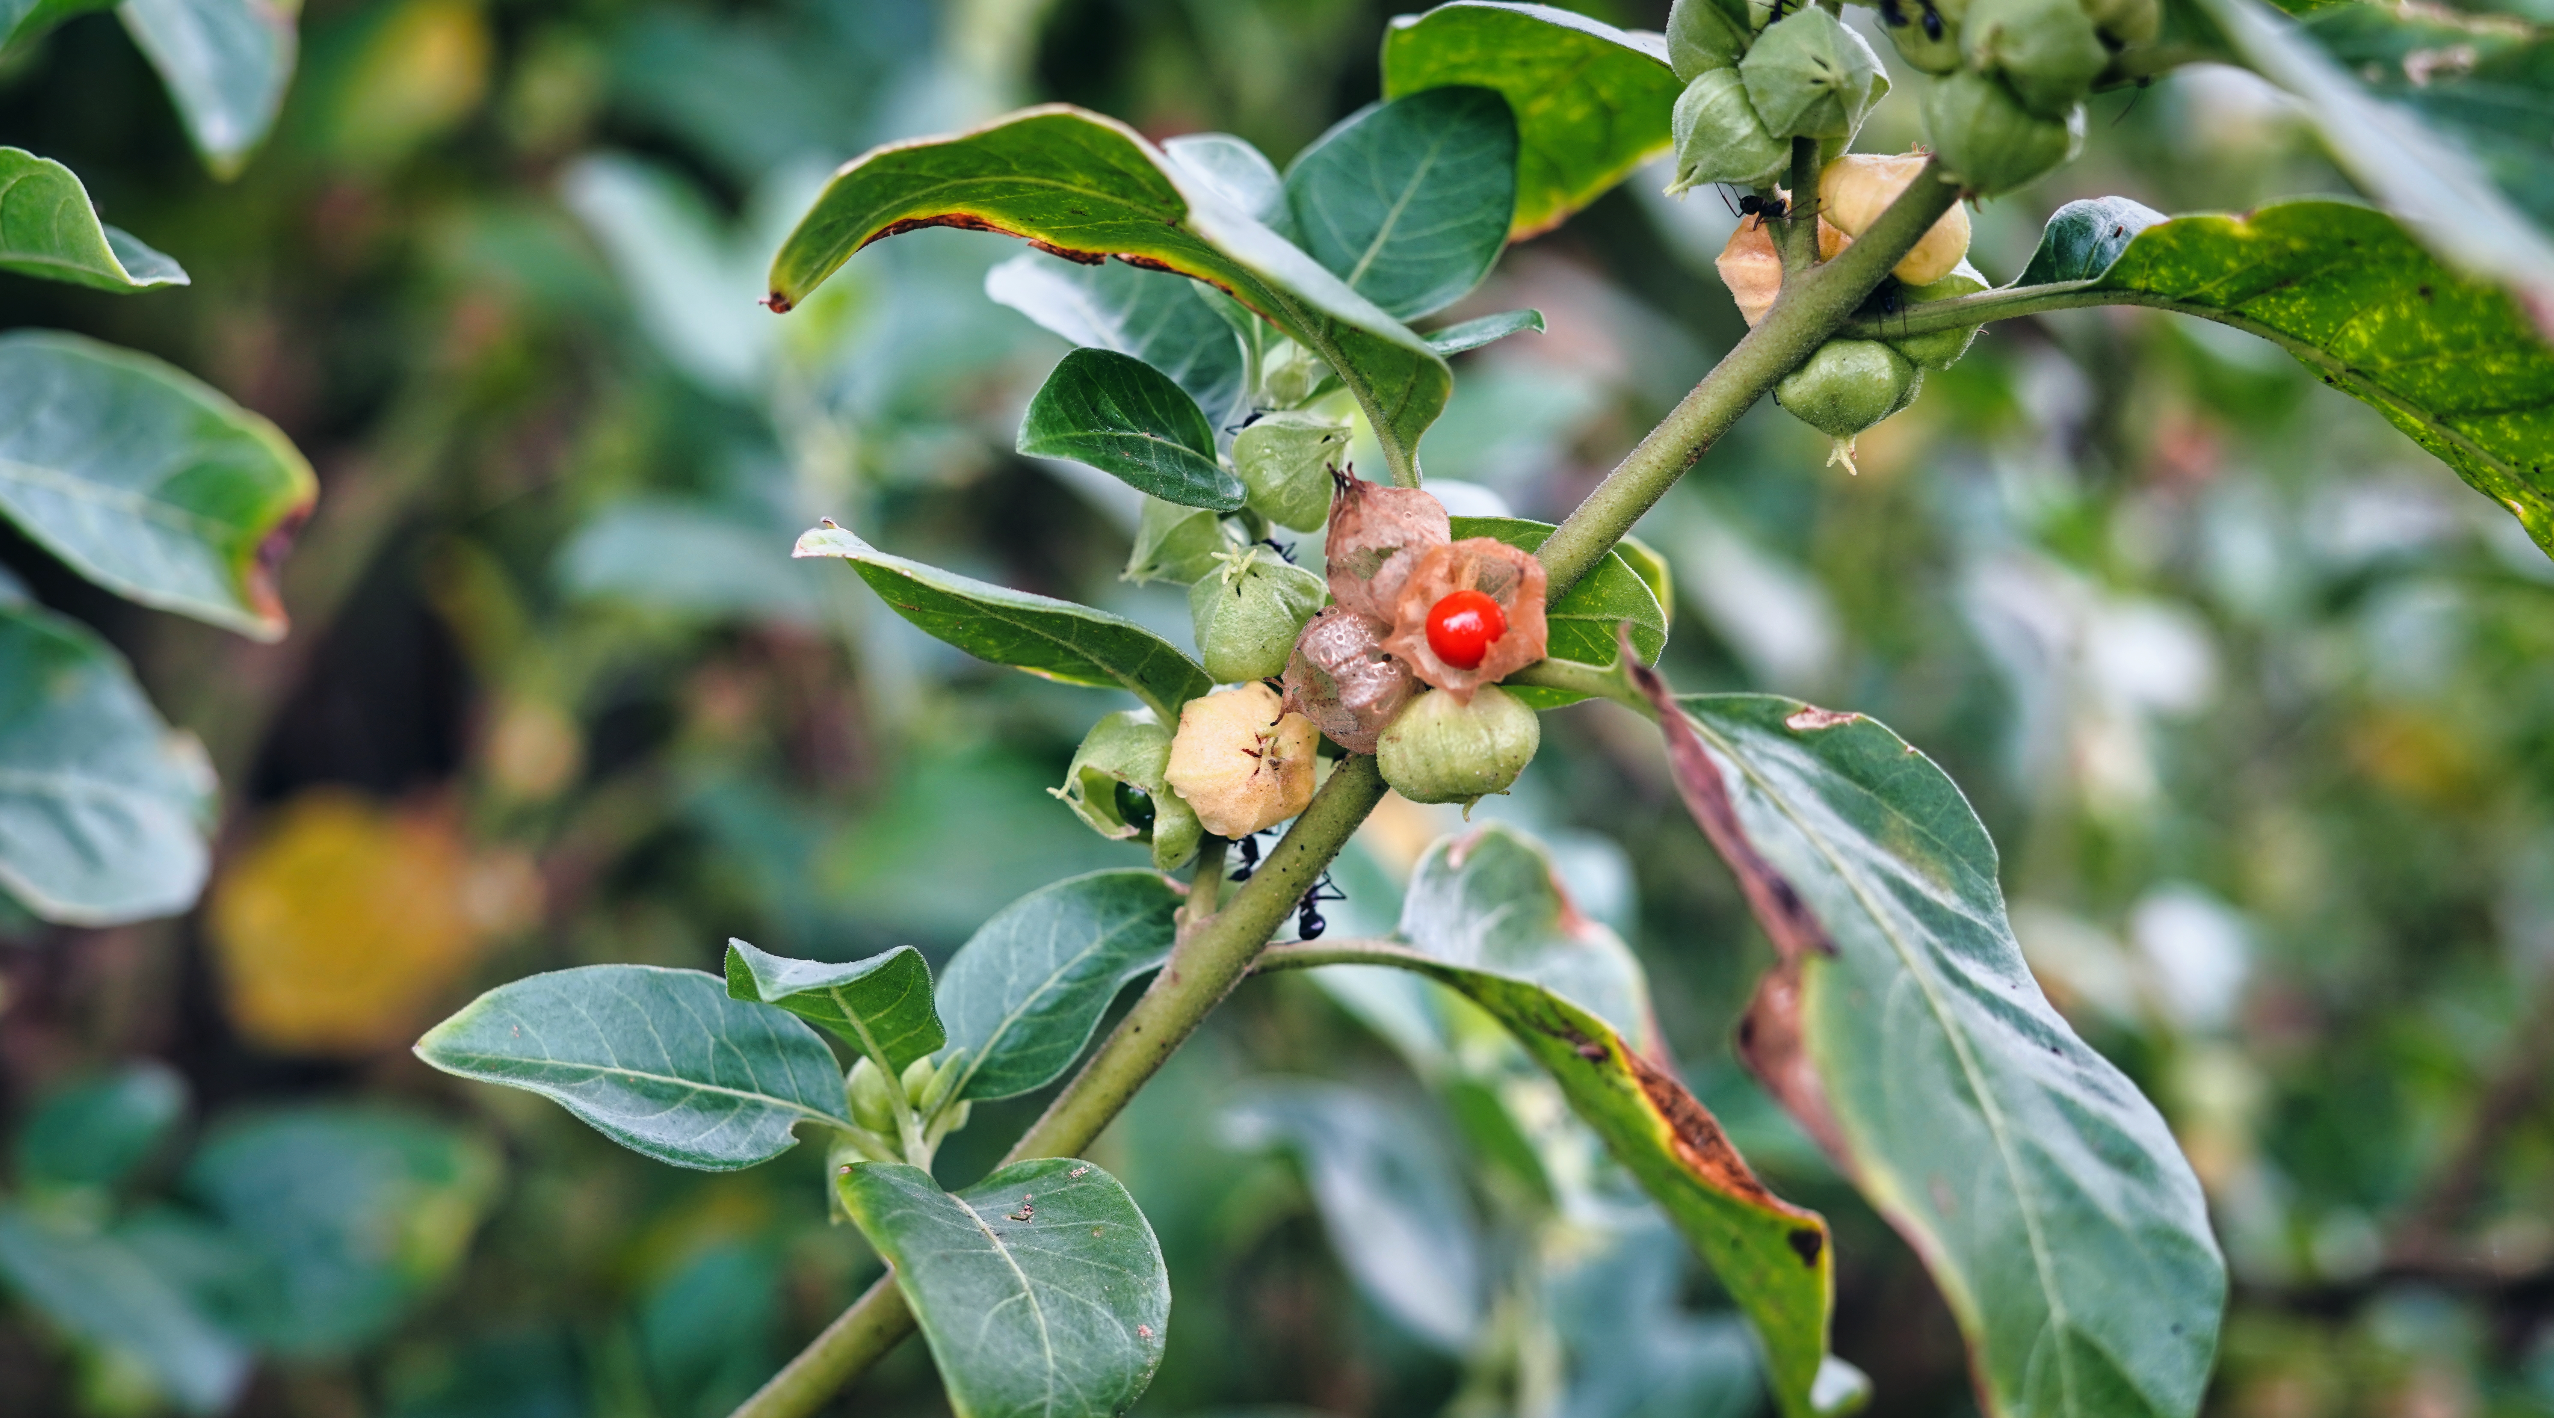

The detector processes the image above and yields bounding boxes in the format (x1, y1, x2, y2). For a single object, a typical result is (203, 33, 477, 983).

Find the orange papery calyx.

(1382, 538, 1548, 702)
(1323, 473, 1451, 621)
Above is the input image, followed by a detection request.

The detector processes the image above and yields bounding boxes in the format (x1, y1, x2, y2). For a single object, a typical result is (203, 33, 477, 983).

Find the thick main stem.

(1535, 162, 1960, 598)
(731, 155, 1966, 1418)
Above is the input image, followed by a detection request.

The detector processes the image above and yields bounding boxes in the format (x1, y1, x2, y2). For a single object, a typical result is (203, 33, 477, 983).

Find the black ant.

(1874, 0, 1946, 40)
(1229, 832, 1262, 881)
(1716, 186, 1791, 230)
(1260, 538, 1296, 564)
(1293, 873, 1346, 940)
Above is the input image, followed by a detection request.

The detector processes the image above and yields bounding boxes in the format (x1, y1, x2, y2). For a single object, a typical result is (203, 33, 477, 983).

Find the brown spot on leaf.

(1788, 1228, 1824, 1265)
(1623, 1047, 1821, 1235)
(1029, 240, 1108, 265)
(1783, 705, 1859, 732)
(1735, 961, 1852, 1168)
(245, 500, 313, 636)
(1625, 630, 1834, 964)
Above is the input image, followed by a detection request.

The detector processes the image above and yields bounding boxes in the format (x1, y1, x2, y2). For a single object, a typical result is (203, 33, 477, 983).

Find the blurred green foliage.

(6, 0, 2554, 1414)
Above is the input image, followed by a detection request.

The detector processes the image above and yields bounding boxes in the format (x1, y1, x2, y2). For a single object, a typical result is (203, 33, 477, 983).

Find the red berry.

(1425, 589, 1506, 670)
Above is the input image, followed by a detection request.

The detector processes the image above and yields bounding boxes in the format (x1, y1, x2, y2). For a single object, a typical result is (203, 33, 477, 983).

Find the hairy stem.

(1533, 162, 1961, 598)
(728, 759, 1387, 1418)
(1780, 138, 1823, 275)
(732, 156, 1965, 1418)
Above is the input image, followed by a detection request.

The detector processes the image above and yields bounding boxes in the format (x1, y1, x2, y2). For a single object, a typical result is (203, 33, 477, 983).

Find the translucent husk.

(1324, 475, 1451, 621)
(1281, 605, 1417, 755)
(1380, 538, 1550, 704)
(1715, 213, 1851, 328)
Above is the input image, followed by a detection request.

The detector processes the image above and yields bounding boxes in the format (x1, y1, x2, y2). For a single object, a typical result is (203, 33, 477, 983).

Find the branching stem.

(728, 152, 1965, 1418)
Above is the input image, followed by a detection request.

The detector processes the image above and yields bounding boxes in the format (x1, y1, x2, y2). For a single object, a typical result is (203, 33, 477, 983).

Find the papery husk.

(1922, 70, 2084, 196)
(1376, 686, 1542, 808)
(1190, 546, 1328, 683)
(1163, 683, 1319, 838)
(1232, 411, 1347, 532)
(1877, 0, 1967, 73)
(1960, 0, 2109, 119)
(1738, 7, 1888, 141)
(1817, 153, 1973, 286)
(1667, 68, 1791, 195)
(1324, 474, 1451, 620)
(1715, 214, 1851, 327)
(1882, 260, 1991, 370)
(1281, 605, 1418, 755)
(1382, 538, 1549, 703)
(1667, 0, 1748, 79)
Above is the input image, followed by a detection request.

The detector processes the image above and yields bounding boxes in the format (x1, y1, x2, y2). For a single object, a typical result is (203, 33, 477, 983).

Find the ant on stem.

(1293, 873, 1346, 940)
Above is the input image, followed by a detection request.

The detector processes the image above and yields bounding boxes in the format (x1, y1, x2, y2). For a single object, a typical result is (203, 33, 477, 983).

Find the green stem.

(726, 758, 1387, 1418)
(1533, 162, 1961, 599)
(1780, 138, 1822, 276)
(729, 155, 1965, 1418)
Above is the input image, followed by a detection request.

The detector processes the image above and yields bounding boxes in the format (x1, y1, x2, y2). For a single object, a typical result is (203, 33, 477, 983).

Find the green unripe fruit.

(1877, 0, 1966, 74)
(2080, 0, 2159, 47)
(1377, 686, 1541, 808)
(1739, 7, 1888, 142)
(1922, 70, 2084, 196)
(1776, 340, 1921, 473)
(1191, 546, 1328, 684)
(1231, 411, 1346, 532)
(1883, 261, 1992, 370)
(1054, 709, 1203, 871)
(847, 1057, 898, 1135)
(1960, 0, 2108, 119)
(899, 1054, 937, 1105)
(1666, 68, 1789, 195)
(1667, 0, 1747, 79)
(1125, 495, 1240, 585)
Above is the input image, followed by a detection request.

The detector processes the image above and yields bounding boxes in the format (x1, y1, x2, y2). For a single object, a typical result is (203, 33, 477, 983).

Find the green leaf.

(1639, 681, 2225, 1418)
(1284, 87, 1518, 322)
(934, 870, 1181, 1103)
(1017, 347, 1245, 510)
(0, 1206, 248, 1415)
(0, 331, 317, 639)
(1265, 825, 1841, 1418)
(1424, 306, 1543, 355)
(413, 964, 853, 1171)
(2059, 200, 2553, 557)
(793, 522, 1213, 721)
(183, 1106, 501, 1356)
(0, 596, 214, 927)
(1161, 132, 1283, 223)
(984, 252, 1251, 431)
(1382, 2, 1682, 239)
(0, 149, 189, 291)
(2014, 195, 2165, 286)
(15, 1060, 186, 1193)
(3, 0, 115, 51)
(838, 1157, 1169, 1418)
(764, 105, 1450, 485)
(1448, 515, 1667, 705)
(723, 940, 946, 1073)
(117, 0, 297, 179)
(2184, 0, 2554, 320)
(1224, 1083, 1485, 1352)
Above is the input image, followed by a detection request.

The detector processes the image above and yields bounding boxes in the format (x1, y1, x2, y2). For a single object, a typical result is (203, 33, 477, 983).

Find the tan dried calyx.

(1323, 472, 1451, 621)
(1382, 538, 1549, 704)
(1817, 153, 1971, 285)
(1281, 605, 1417, 755)
(1715, 211, 1851, 327)
(1162, 683, 1318, 838)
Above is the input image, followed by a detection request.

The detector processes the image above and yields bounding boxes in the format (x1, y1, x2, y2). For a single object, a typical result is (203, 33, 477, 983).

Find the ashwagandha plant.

(0, 0, 311, 929)
(416, 2, 2554, 1416)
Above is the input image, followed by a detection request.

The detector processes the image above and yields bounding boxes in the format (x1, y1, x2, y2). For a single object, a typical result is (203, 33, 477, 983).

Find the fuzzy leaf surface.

(985, 251, 1251, 432)
(1381, 2, 1681, 238)
(0, 596, 212, 926)
(765, 105, 1450, 477)
(413, 965, 851, 1171)
(118, 0, 297, 178)
(724, 940, 946, 1072)
(934, 871, 1181, 1102)
(0, 149, 188, 291)
(794, 524, 1213, 721)
(1017, 347, 1244, 510)
(1283, 86, 1518, 321)
(1645, 686, 2225, 1418)
(0, 331, 316, 638)
(838, 1157, 1169, 1418)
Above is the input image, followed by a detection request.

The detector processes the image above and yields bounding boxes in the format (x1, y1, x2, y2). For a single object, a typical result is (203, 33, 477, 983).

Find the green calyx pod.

(1667, 0, 1748, 79)
(2081, 0, 2160, 49)
(1921, 69, 2084, 196)
(1959, 0, 2108, 118)
(1666, 68, 1790, 195)
(1258, 338, 1331, 409)
(1231, 411, 1347, 533)
(1191, 546, 1328, 684)
(1878, 0, 1967, 74)
(1775, 339, 1921, 473)
(1883, 261, 1991, 370)
(1739, 7, 1888, 142)
(1126, 495, 1240, 585)
(847, 1056, 899, 1135)
(1377, 686, 1541, 808)
(1053, 709, 1204, 871)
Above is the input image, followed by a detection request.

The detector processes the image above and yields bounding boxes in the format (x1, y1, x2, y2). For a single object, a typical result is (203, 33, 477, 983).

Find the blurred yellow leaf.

(209, 789, 538, 1056)
(326, 0, 492, 169)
